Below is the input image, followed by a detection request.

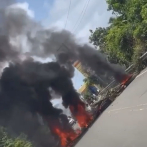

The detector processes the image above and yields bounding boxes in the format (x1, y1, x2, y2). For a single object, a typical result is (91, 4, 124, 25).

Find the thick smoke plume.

(0, 59, 80, 146)
(0, 1, 128, 146)
(0, 2, 127, 81)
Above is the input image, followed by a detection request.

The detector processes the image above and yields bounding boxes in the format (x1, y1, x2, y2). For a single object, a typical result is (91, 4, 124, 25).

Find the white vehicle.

(85, 103, 92, 112)
(68, 116, 76, 126)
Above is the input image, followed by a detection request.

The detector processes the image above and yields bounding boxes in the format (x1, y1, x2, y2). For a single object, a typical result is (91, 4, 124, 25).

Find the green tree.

(83, 76, 104, 88)
(0, 127, 33, 147)
(83, 91, 91, 100)
(83, 76, 95, 86)
(90, 0, 147, 69)
(107, 0, 126, 15)
(83, 76, 98, 101)
(89, 27, 108, 50)
(89, 27, 119, 64)
(105, 23, 134, 66)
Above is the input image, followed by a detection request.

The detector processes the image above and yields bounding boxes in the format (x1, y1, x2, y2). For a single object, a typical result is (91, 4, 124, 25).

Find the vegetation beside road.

(83, 0, 147, 102)
(1, 1, 147, 147)
(90, 0, 147, 72)
(0, 127, 33, 147)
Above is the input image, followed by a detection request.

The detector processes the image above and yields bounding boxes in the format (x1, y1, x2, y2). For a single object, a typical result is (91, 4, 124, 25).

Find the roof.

(78, 84, 87, 94)
(73, 60, 80, 67)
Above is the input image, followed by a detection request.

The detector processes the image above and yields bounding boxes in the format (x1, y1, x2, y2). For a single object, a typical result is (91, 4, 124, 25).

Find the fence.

(98, 51, 147, 95)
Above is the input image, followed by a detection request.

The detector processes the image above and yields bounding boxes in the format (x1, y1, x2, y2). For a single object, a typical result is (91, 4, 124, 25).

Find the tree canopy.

(0, 127, 33, 147)
(89, 0, 147, 69)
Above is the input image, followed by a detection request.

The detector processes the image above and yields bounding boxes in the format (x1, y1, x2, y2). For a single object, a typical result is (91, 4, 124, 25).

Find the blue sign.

(88, 86, 98, 95)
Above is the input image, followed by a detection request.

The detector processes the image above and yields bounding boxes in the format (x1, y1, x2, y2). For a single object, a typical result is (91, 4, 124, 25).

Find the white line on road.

(107, 103, 147, 113)
(136, 69, 147, 78)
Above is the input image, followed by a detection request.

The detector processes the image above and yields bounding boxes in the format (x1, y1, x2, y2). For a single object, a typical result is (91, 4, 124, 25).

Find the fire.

(53, 127, 67, 146)
(46, 116, 78, 147)
(121, 74, 132, 85)
(53, 126, 78, 147)
(70, 103, 93, 128)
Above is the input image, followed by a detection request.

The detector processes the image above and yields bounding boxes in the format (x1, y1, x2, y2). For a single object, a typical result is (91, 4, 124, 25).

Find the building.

(73, 60, 89, 77)
(56, 43, 98, 95)
(73, 60, 99, 96)
(78, 83, 87, 94)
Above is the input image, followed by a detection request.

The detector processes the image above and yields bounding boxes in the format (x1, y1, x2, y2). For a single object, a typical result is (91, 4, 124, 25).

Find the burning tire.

(121, 74, 135, 87)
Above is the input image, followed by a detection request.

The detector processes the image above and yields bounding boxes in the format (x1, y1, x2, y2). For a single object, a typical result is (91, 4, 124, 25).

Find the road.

(76, 69, 147, 147)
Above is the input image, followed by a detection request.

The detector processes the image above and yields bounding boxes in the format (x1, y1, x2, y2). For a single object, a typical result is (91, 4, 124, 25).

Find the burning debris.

(46, 115, 78, 147)
(121, 74, 133, 86)
(69, 101, 93, 128)
(0, 1, 131, 147)
(0, 59, 92, 146)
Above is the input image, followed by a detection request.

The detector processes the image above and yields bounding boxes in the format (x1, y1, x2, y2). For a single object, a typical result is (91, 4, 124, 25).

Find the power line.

(57, 0, 91, 52)
(71, 0, 89, 32)
(73, 0, 91, 33)
(64, 0, 72, 29)
(56, 0, 92, 89)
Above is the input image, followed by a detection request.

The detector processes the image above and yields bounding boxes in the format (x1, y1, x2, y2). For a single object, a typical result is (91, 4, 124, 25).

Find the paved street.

(76, 69, 147, 147)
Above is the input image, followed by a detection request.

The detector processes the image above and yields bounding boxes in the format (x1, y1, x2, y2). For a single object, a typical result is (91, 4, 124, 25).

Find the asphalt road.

(76, 69, 147, 147)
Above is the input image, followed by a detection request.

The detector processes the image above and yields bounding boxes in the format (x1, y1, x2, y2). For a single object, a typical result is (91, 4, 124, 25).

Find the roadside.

(75, 69, 147, 147)
(136, 68, 147, 78)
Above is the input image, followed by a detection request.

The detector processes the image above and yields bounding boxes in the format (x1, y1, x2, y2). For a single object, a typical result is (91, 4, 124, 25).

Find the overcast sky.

(16, 0, 112, 90)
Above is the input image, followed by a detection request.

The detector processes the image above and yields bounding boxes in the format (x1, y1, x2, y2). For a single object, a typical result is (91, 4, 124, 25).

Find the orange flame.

(53, 127, 78, 147)
(47, 117, 78, 147)
(121, 74, 132, 85)
(70, 103, 93, 128)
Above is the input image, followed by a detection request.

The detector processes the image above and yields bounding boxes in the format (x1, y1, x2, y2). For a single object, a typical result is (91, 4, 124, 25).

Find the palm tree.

(83, 76, 102, 89)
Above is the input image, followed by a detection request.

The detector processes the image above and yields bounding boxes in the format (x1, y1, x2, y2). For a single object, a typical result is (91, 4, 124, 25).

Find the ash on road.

(76, 69, 147, 147)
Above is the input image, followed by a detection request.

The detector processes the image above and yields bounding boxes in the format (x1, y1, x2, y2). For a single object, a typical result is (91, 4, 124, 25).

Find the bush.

(0, 127, 33, 147)
(132, 44, 146, 72)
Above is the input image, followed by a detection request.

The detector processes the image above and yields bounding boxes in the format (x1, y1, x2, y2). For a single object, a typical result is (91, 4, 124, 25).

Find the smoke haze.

(0, 2, 127, 81)
(0, 1, 127, 146)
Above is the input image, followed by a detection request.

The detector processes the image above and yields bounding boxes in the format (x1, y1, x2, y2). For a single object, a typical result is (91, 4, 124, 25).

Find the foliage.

(0, 127, 33, 147)
(83, 91, 91, 100)
(106, 24, 134, 66)
(89, 28, 108, 50)
(84, 76, 96, 86)
(83, 76, 103, 89)
(89, 0, 147, 71)
(83, 76, 99, 101)
(132, 42, 146, 72)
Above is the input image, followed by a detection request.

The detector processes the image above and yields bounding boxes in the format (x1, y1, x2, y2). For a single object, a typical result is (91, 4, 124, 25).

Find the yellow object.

(73, 60, 89, 77)
(78, 84, 87, 94)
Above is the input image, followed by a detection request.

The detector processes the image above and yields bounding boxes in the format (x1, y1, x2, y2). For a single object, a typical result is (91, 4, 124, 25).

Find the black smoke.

(0, 2, 128, 146)
(0, 3, 127, 82)
(0, 59, 81, 146)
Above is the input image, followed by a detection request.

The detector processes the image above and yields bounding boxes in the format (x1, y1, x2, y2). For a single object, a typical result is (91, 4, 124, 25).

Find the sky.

(16, 0, 112, 90)
(51, 98, 71, 116)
